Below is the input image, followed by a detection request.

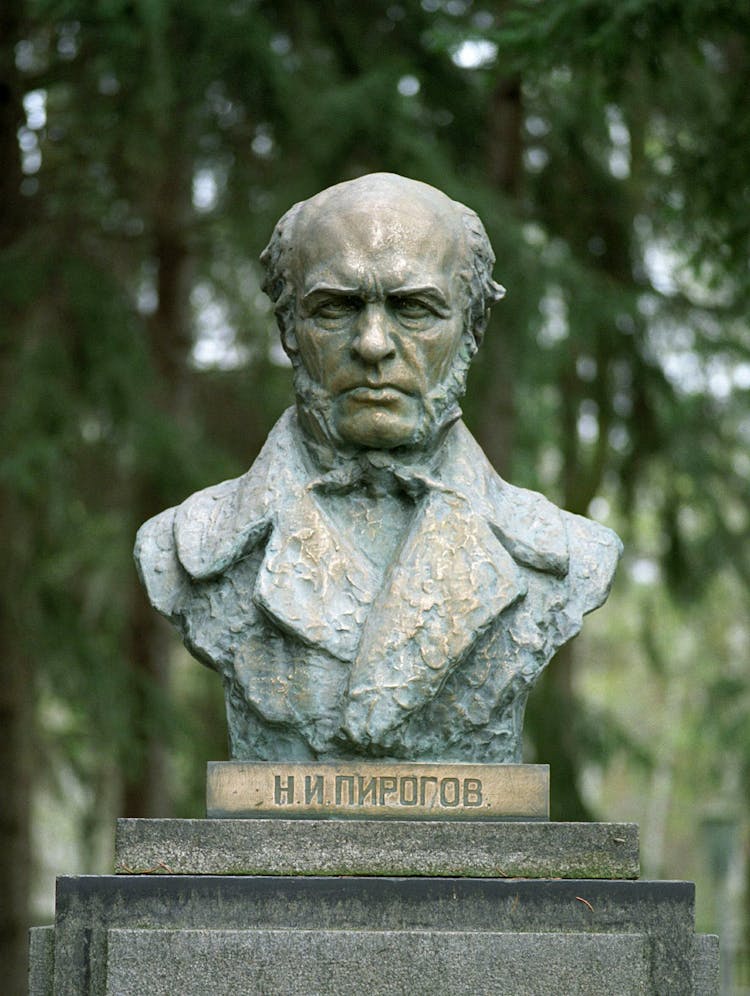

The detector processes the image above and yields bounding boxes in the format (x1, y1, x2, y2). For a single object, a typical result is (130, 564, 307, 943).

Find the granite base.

(30, 818, 719, 995)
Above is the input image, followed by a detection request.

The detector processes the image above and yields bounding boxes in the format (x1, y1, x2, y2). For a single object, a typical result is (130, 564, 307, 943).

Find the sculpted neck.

(294, 402, 461, 484)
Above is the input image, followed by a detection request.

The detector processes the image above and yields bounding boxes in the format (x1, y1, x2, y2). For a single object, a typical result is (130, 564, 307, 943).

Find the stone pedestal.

(30, 818, 719, 995)
(114, 816, 639, 878)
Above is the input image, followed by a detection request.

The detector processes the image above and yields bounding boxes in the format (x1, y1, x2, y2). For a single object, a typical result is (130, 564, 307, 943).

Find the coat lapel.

(343, 486, 526, 745)
(253, 482, 379, 663)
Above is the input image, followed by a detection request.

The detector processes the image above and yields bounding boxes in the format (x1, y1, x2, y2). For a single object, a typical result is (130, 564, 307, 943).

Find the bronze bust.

(135, 173, 621, 762)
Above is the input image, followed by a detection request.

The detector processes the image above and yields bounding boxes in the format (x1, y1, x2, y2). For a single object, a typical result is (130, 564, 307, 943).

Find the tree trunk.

(122, 166, 193, 819)
(487, 76, 523, 200)
(475, 74, 523, 479)
(525, 642, 592, 821)
(0, 596, 33, 996)
(482, 69, 591, 819)
(0, 4, 26, 249)
(0, 5, 37, 991)
(525, 346, 594, 821)
(122, 583, 173, 817)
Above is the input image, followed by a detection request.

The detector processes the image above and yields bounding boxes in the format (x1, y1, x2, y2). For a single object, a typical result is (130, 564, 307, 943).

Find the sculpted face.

(290, 183, 468, 451)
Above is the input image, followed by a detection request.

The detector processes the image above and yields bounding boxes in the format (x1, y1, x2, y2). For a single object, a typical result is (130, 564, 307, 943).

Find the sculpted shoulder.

(493, 473, 622, 615)
(561, 509, 622, 616)
(134, 409, 299, 616)
(133, 506, 186, 619)
(446, 421, 622, 606)
(446, 423, 568, 577)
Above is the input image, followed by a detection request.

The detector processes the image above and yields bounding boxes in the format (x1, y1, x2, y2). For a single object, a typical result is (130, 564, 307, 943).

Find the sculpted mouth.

(345, 385, 407, 404)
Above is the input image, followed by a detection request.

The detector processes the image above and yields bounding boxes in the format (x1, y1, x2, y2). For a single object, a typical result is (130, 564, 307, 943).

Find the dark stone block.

(104, 927, 650, 996)
(52, 875, 698, 994)
(28, 926, 54, 996)
(694, 933, 720, 994)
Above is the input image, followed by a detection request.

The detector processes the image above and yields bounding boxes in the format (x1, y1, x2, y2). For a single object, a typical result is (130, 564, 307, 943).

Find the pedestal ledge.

(115, 818, 639, 879)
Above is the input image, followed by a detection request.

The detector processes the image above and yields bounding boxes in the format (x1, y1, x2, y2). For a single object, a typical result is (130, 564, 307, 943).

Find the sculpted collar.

(173, 408, 569, 583)
(299, 412, 458, 502)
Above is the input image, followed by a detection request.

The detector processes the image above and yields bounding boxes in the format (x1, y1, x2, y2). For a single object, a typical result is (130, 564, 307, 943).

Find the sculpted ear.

(272, 292, 299, 357)
(280, 324, 298, 356)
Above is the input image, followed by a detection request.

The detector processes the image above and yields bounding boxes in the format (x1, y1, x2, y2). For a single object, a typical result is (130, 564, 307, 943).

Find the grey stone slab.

(693, 934, 720, 995)
(114, 817, 639, 879)
(28, 926, 54, 996)
(104, 927, 650, 996)
(52, 876, 696, 995)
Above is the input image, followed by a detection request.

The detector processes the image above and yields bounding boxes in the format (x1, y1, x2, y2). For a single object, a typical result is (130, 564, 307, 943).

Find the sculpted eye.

(315, 296, 362, 318)
(389, 296, 433, 320)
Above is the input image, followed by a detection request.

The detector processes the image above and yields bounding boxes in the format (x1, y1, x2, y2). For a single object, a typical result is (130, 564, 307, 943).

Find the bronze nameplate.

(206, 762, 549, 820)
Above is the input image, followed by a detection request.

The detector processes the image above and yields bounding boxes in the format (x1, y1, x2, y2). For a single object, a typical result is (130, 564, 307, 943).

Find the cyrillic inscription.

(273, 775, 294, 805)
(207, 762, 549, 821)
(280, 773, 484, 809)
(304, 775, 324, 804)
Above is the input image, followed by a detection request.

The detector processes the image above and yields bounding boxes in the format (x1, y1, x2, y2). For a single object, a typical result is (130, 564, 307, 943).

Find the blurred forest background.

(2, 1, 750, 992)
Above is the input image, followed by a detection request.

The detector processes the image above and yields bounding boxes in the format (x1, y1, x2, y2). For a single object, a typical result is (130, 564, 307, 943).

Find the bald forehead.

(296, 174, 462, 226)
(292, 175, 467, 291)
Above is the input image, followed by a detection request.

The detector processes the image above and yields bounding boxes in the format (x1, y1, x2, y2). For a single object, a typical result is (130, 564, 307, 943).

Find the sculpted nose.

(353, 305, 396, 364)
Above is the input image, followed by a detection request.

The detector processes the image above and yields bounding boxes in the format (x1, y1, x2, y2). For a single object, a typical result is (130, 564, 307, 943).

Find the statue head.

(261, 173, 504, 455)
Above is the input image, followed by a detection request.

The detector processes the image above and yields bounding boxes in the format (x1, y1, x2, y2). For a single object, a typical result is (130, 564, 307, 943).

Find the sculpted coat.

(135, 407, 621, 762)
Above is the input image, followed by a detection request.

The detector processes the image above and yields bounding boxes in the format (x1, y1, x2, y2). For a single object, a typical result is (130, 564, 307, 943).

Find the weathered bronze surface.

(206, 761, 549, 820)
(135, 173, 622, 763)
